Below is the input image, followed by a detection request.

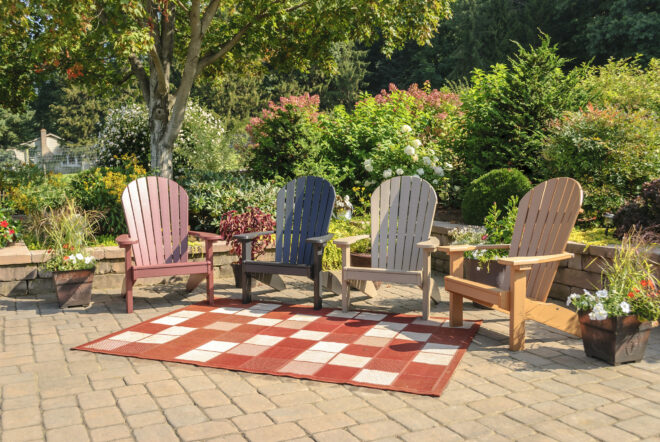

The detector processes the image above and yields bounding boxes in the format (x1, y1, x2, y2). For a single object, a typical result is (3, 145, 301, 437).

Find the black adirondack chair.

(236, 176, 336, 309)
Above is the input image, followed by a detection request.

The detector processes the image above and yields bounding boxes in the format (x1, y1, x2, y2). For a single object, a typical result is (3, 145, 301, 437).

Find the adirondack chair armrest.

(234, 231, 275, 242)
(116, 234, 138, 249)
(416, 237, 439, 250)
(437, 244, 510, 254)
(497, 252, 573, 268)
(334, 235, 370, 248)
(189, 231, 223, 242)
(306, 233, 334, 245)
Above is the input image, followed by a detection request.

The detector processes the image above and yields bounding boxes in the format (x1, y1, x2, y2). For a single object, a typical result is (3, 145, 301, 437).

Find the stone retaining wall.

(431, 221, 660, 302)
(0, 242, 274, 297)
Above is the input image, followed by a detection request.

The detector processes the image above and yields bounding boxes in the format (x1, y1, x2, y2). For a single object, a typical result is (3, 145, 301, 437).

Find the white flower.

(400, 124, 412, 133)
(416, 168, 424, 175)
(364, 163, 373, 172)
(404, 145, 415, 156)
(383, 169, 393, 179)
(433, 166, 445, 176)
(620, 301, 631, 314)
(444, 162, 453, 170)
(396, 168, 404, 175)
(76, 253, 84, 260)
(68, 254, 76, 262)
(432, 156, 439, 163)
(588, 303, 608, 321)
(566, 293, 578, 306)
(422, 156, 431, 165)
(432, 179, 438, 185)
(453, 185, 461, 192)
(596, 289, 608, 298)
(84, 256, 94, 265)
(364, 180, 372, 186)
(412, 139, 422, 148)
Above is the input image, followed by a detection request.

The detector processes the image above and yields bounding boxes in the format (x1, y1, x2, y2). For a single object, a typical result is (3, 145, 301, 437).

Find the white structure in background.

(9, 129, 91, 173)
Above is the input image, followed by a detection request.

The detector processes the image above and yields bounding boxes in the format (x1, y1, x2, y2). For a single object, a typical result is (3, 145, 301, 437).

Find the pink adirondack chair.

(116, 177, 222, 313)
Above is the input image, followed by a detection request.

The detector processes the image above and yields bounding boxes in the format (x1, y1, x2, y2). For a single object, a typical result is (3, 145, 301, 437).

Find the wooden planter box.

(350, 253, 382, 289)
(53, 268, 95, 308)
(578, 312, 654, 365)
(464, 258, 507, 308)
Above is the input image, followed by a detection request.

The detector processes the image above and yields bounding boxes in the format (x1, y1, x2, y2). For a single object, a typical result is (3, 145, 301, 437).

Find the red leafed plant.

(217, 207, 276, 262)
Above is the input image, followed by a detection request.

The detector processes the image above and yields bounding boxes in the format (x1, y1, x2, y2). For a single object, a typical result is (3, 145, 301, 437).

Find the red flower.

(0, 220, 8, 228)
(63, 256, 69, 260)
(627, 292, 634, 298)
(8, 229, 14, 235)
(481, 234, 489, 241)
(641, 280, 649, 287)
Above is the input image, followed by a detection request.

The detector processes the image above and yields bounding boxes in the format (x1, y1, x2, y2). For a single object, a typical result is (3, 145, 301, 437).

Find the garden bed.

(431, 221, 660, 302)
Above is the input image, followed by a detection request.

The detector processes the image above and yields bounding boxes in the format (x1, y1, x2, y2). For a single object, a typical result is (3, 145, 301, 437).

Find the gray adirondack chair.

(116, 177, 222, 313)
(236, 176, 336, 309)
(438, 177, 583, 351)
(336, 176, 439, 319)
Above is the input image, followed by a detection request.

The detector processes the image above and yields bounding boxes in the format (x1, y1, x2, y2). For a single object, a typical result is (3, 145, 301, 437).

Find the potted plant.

(449, 196, 518, 305)
(42, 201, 100, 308)
(566, 230, 660, 365)
(217, 207, 276, 287)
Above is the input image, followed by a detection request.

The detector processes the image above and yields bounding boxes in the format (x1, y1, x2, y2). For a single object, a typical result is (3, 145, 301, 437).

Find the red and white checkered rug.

(75, 299, 480, 396)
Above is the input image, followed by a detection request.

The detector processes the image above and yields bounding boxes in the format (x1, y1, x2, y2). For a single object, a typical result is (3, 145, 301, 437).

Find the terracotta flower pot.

(52, 268, 95, 308)
(464, 258, 507, 309)
(578, 312, 654, 365)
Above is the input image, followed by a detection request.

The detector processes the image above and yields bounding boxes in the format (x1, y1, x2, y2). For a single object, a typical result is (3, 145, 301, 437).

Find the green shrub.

(9, 174, 69, 215)
(582, 57, 660, 115)
(459, 35, 588, 183)
(543, 105, 660, 218)
(69, 155, 147, 235)
(179, 171, 279, 232)
(323, 217, 371, 271)
(96, 104, 150, 169)
(246, 94, 339, 186)
(461, 168, 531, 225)
(325, 82, 462, 201)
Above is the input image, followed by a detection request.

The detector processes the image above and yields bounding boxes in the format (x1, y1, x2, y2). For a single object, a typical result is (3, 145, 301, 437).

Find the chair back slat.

(121, 177, 189, 266)
(370, 177, 437, 272)
(509, 177, 582, 301)
(277, 180, 296, 263)
(274, 176, 335, 265)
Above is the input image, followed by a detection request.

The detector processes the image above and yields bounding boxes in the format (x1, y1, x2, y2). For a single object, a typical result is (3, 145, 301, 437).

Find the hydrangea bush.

(325, 82, 462, 200)
(96, 103, 235, 174)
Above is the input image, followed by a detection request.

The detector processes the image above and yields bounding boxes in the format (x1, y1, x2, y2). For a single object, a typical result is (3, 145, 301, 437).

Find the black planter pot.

(52, 268, 95, 308)
(231, 262, 242, 288)
(464, 258, 507, 309)
(578, 312, 654, 365)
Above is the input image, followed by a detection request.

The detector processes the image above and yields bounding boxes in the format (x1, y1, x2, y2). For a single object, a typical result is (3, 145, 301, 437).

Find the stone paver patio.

(1, 274, 659, 442)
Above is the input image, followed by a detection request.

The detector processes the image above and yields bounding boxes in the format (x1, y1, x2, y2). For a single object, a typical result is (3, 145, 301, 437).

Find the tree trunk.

(148, 93, 174, 178)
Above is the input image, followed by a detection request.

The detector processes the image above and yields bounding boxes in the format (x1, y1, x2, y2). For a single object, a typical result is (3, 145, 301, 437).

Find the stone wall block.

(582, 255, 612, 275)
(0, 265, 38, 282)
(549, 283, 571, 301)
(28, 278, 55, 295)
(554, 268, 602, 290)
(104, 247, 125, 260)
(0, 280, 28, 296)
(566, 254, 582, 270)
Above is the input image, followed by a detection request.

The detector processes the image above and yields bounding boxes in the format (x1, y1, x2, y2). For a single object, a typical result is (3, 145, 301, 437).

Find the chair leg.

(126, 275, 134, 314)
(241, 270, 252, 304)
(422, 281, 431, 321)
(206, 267, 214, 307)
(509, 268, 528, 351)
(449, 292, 463, 327)
(341, 275, 350, 312)
(312, 244, 323, 310)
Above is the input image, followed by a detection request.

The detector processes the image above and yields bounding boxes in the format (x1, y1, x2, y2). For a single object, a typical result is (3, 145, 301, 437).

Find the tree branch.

(196, 0, 312, 72)
(128, 55, 150, 103)
(164, 0, 202, 147)
(149, 48, 168, 96)
(201, 0, 221, 35)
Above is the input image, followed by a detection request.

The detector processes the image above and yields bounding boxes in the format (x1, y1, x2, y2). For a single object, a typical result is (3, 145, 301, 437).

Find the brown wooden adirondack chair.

(336, 176, 439, 319)
(116, 177, 222, 313)
(438, 177, 583, 351)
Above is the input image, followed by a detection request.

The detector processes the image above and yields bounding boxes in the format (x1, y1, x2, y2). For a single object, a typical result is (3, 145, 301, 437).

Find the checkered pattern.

(76, 299, 480, 396)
